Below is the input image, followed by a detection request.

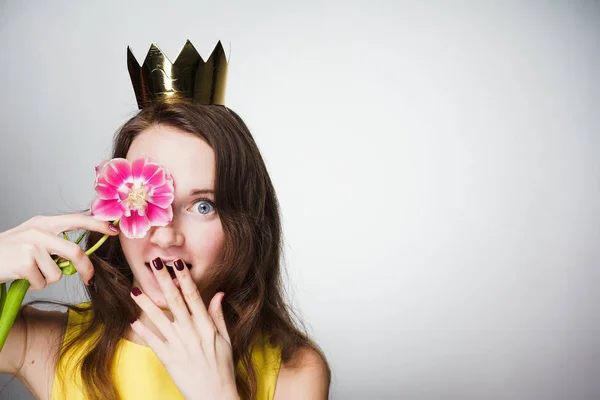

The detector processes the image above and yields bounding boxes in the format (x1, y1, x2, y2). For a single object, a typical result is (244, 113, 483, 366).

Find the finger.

(24, 214, 120, 237)
(27, 229, 95, 285)
(130, 286, 178, 342)
(52, 214, 120, 236)
(172, 258, 215, 337)
(25, 248, 51, 291)
(150, 258, 200, 336)
(130, 318, 168, 360)
(34, 249, 63, 286)
(208, 292, 230, 345)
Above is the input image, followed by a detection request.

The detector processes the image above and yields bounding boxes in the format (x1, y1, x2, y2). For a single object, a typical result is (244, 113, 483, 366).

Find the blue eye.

(193, 199, 215, 215)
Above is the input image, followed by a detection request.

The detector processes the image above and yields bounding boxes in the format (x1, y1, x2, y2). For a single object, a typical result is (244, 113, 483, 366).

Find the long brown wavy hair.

(19, 101, 330, 399)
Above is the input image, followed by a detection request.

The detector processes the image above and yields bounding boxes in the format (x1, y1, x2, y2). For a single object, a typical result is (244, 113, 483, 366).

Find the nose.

(148, 221, 184, 249)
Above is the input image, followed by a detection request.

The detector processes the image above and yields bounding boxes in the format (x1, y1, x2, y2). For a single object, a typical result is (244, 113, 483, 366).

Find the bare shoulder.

(0, 306, 65, 373)
(16, 306, 67, 399)
(274, 346, 330, 400)
(18, 306, 67, 370)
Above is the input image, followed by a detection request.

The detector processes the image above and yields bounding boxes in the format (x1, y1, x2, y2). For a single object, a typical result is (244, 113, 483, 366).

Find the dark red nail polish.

(174, 259, 185, 271)
(87, 276, 95, 287)
(131, 287, 142, 296)
(130, 316, 137, 324)
(152, 257, 164, 270)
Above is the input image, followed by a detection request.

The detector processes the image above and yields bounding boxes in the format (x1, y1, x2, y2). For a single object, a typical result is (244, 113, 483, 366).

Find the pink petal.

(139, 154, 172, 178)
(131, 157, 147, 181)
(103, 158, 132, 187)
(151, 180, 174, 196)
(146, 203, 173, 226)
(118, 184, 131, 201)
(120, 202, 132, 217)
(95, 177, 119, 200)
(146, 168, 167, 188)
(134, 157, 162, 185)
(94, 160, 110, 186)
(147, 181, 175, 208)
(95, 160, 109, 175)
(119, 211, 151, 239)
(91, 198, 123, 221)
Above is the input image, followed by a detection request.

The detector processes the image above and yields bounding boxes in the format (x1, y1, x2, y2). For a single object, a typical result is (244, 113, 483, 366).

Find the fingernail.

(152, 257, 164, 270)
(87, 276, 95, 287)
(174, 259, 185, 271)
(108, 224, 120, 233)
(131, 287, 142, 296)
(130, 316, 137, 324)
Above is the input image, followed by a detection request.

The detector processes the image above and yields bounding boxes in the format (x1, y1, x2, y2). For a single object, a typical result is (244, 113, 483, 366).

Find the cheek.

(191, 225, 225, 264)
(186, 220, 225, 271)
(118, 236, 144, 266)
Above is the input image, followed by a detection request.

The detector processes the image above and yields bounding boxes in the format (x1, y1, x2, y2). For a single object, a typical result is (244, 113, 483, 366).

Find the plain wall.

(0, 0, 599, 398)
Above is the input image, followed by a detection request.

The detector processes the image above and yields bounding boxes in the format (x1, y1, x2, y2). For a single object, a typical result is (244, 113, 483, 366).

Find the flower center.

(125, 184, 148, 210)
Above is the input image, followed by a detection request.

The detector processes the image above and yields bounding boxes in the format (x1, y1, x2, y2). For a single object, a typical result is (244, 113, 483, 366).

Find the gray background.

(0, 0, 599, 399)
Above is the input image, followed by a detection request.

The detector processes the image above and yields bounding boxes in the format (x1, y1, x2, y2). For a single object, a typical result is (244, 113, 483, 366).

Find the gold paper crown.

(127, 40, 228, 109)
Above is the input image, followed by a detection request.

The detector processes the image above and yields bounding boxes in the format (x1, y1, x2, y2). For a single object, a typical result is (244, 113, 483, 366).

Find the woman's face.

(119, 124, 224, 309)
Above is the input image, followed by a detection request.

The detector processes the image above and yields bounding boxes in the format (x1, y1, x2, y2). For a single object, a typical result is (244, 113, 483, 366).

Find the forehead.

(126, 124, 215, 191)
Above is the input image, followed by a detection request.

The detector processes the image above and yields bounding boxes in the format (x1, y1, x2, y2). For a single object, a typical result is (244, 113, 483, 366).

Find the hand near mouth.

(145, 260, 192, 282)
(130, 256, 239, 400)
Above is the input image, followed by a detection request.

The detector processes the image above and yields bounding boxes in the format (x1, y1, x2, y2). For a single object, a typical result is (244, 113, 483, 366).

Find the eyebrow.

(189, 189, 215, 196)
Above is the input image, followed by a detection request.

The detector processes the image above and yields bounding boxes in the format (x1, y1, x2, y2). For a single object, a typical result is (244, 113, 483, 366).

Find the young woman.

(0, 101, 330, 399)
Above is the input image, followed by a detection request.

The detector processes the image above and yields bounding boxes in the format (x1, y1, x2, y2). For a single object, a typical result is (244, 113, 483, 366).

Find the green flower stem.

(0, 283, 6, 320)
(0, 279, 30, 352)
(0, 219, 120, 352)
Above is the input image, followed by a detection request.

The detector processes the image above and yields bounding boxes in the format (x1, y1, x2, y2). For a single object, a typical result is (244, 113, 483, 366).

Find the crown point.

(175, 41, 203, 67)
(207, 41, 228, 63)
(214, 40, 225, 51)
(127, 46, 141, 69)
(144, 43, 170, 64)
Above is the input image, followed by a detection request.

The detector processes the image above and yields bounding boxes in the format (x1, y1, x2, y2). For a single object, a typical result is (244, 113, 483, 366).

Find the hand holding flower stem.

(0, 219, 120, 351)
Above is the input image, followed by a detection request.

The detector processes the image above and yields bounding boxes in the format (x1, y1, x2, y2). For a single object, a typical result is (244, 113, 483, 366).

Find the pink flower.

(91, 156, 175, 239)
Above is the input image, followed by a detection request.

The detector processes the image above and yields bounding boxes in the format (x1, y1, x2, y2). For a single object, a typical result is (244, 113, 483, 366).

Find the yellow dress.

(51, 302, 282, 400)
